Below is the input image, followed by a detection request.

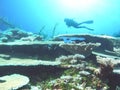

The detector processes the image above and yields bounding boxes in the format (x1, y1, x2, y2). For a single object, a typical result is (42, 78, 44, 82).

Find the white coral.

(0, 74, 29, 90)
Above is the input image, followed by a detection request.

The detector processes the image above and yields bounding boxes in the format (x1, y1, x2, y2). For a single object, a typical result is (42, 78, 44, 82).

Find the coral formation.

(0, 74, 29, 90)
(0, 29, 43, 42)
(96, 56, 114, 79)
(59, 42, 101, 57)
(0, 32, 119, 89)
(55, 54, 86, 68)
(94, 56, 120, 89)
(42, 54, 108, 90)
(54, 34, 114, 51)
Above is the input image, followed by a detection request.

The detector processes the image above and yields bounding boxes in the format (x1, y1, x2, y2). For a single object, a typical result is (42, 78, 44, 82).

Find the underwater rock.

(54, 34, 114, 51)
(96, 56, 114, 78)
(59, 42, 101, 57)
(0, 74, 29, 90)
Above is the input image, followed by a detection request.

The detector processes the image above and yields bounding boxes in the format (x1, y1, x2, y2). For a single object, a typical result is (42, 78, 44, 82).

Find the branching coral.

(95, 56, 120, 89)
(95, 56, 114, 79)
(55, 54, 86, 68)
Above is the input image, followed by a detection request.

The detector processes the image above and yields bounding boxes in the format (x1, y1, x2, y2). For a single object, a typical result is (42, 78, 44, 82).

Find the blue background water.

(0, 0, 120, 38)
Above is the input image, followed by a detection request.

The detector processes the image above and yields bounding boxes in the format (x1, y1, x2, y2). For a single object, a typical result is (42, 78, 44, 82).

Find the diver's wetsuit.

(64, 18, 94, 31)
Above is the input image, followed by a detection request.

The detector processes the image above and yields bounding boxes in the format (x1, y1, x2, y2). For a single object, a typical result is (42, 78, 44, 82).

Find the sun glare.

(58, 0, 102, 14)
(60, 0, 79, 11)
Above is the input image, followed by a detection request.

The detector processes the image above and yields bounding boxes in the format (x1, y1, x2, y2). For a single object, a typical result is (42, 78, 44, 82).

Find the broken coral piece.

(0, 74, 29, 90)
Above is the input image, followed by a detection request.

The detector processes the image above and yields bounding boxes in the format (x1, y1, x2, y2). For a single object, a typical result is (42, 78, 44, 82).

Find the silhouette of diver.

(64, 18, 94, 31)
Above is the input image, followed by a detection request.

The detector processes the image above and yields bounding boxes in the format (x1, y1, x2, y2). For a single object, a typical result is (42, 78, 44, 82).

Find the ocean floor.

(0, 29, 120, 90)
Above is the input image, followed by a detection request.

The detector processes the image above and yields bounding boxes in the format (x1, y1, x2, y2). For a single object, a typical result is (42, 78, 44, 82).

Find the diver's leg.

(84, 26, 94, 31)
(76, 26, 94, 31)
(78, 20, 94, 25)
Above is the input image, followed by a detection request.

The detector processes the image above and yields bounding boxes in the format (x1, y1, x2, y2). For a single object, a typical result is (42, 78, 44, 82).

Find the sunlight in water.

(58, 0, 104, 14)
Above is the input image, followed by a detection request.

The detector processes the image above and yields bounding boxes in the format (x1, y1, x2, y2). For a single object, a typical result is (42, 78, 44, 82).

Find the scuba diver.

(64, 18, 94, 31)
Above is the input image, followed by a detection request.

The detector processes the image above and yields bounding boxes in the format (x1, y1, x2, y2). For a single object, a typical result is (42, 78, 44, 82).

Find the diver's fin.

(84, 26, 94, 31)
(79, 20, 94, 25)
(77, 26, 94, 31)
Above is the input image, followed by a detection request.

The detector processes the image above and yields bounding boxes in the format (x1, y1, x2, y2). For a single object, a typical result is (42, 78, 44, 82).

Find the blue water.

(0, 0, 120, 39)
